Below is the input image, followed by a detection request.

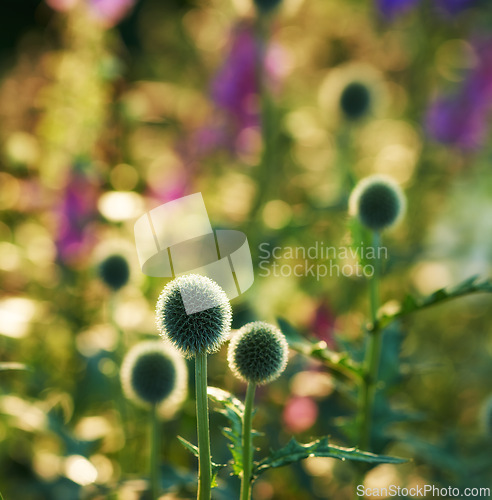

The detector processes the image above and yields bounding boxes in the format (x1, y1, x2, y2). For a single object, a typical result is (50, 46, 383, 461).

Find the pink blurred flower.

(283, 396, 318, 433)
(88, 0, 136, 26)
(45, 0, 79, 11)
(312, 302, 337, 349)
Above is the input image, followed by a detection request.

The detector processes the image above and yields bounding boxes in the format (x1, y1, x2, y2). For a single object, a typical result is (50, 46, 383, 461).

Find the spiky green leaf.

(277, 317, 363, 381)
(378, 276, 492, 331)
(207, 387, 245, 475)
(253, 437, 408, 478)
(177, 436, 226, 487)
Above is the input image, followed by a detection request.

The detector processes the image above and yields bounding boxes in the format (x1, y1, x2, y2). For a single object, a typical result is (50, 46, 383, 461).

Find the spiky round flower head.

(228, 321, 288, 385)
(253, 0, 282, 12)
(480, 394, 492, 438)
(349, 175, 406, 232)
(340, 81, 371, 120)
(120, 341, 187, 418)
(156, 274, 232, 358)
(98, 254, 130, 291)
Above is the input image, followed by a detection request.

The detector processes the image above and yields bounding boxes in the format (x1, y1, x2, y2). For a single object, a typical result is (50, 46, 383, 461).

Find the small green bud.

(155, 274, 232, 358)
(254, 0, 282, 12)
(349, 175, 406, 232)
(120, 341, 187, 415)
(228, 321, 288, 385)
(98, 254, 130, 291)
(340, 81, 371, 120)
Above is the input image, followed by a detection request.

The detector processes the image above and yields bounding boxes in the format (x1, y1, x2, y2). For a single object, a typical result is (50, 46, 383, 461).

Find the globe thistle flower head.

(156, 274, 232, 358)
(228, 321, 288, 385)
(340, 81, 371, 120)
(349, 175, 406, 232)
(120, 341, 187, 417)
(254, 0, 282, 13)
(98, 254, 130, 291)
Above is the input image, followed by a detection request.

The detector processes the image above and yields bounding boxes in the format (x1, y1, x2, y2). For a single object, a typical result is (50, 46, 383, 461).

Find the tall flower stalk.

(349, 175, 406, 451)
(156, 275, 232, 499)
(228, 322, 289, 499)
(358, 230, 382, 451)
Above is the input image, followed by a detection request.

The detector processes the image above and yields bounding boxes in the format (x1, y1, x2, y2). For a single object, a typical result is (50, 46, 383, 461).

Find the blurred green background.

(1, 0, 492, 498)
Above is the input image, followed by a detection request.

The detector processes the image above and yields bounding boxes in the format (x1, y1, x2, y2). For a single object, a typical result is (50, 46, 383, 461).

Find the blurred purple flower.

(56, 167, 99, 263)
(211, 21, 261, 136)
(377, 0, 420, 19)
(435, 0, 477, 15)
(426, 38, 492, 150)
(378, 0, 476, 18)
(88, 0, 136, 26)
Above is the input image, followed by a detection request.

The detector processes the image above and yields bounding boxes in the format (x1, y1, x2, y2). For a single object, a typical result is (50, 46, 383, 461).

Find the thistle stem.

(196, 352, 212, 500)
(150, 403, 159, 500)
(358, 230, 382, 452)
(240, 383, 257, 500)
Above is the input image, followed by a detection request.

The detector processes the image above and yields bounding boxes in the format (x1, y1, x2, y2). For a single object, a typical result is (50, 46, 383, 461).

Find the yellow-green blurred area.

(1, 0, 492, 498)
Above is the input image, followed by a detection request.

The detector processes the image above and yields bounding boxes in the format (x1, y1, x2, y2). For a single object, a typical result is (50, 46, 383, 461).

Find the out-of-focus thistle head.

(349, 175, 406, 232)
(120, 341, 187, 417)
(98, 254, 130, 291)
(339, 81, 372, 120)
(228, 321, 288, 385)
(156, 275, 232, 358)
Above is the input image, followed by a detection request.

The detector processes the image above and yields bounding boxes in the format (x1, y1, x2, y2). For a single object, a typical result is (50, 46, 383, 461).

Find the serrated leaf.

(277, 317, 362, 381)
(207, 387, 245, 475)
(253, 437, 408, 478)
(378, 276, 492, 331)
(0, 362, 29, 372)
(177, 436, 226, 487)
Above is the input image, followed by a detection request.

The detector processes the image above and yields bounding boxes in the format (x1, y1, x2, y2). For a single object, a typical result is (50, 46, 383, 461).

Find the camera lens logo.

(134, 193, 254, 314)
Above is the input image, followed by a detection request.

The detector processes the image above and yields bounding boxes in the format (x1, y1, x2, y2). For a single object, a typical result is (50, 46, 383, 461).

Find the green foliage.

(253, 437, 408, 478)
(278, 317, 363, 381)
(378, 276, 492, 331)
(207, 387, 246, 476)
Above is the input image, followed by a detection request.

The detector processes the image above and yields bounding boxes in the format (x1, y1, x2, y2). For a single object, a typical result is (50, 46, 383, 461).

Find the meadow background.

(1, 0, 492, 498)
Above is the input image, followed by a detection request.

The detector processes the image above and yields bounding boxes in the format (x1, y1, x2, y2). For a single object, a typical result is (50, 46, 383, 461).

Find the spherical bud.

(228, 321, 288, 385)
(98, 254, 130, 291)
(120, 341, 187, 417)
(253, 0, 282, 13)
(340, 81, 371, 120)
(349, 175, 406, 232)
(156, 275, 232, 358)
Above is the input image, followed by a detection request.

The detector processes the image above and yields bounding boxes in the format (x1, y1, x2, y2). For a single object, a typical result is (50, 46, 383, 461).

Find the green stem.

(150, 404, 159, 500)
(358, 231, 382, 452)
(240, 383, 257, 500)
(196, 352, 212, 500)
